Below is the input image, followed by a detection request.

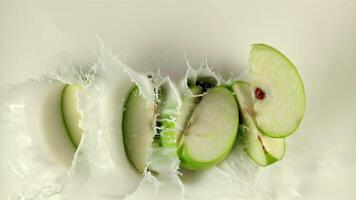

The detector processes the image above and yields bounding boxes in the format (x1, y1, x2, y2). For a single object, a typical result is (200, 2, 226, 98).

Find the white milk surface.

(0, 0, 355, 199)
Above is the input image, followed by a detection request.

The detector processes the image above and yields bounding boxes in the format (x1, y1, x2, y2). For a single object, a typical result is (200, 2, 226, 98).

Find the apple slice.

(156, 81, 181, 148)
(242, 115, 285, 166)
(249, 44, 305, 137)
(178, 87, 239, 170)
(175, 85, 202, 144)
(232, 81, 285, 166)
(61, 84, 84, 147)
(122, 85, 156, 173)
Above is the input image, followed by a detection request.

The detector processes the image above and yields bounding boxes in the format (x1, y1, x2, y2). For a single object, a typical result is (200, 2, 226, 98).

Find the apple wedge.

(249, 44, 305, 137)
(122, 85, 156, 173)
(61, 84, 84, 147)
(232, 81, 285, 166)
(178, 87, 239, 170)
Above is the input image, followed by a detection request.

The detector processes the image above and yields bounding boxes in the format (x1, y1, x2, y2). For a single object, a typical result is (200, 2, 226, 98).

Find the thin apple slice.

(250, 44, 305, 137)
(175, 85, 202, 145)
(175, 69, 218, 145)
(122, 85, 156, 173)
(61, 84, 84, 147)
(232, 81, 285, 166)
(156, 80, 181, 148)
(243, 115, 285, 166)
(178, 87, 239, 170)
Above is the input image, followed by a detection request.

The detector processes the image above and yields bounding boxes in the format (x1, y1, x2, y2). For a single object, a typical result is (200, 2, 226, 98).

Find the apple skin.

(178, 86, 239, 170)
(159, 124, 177, 148)
(178, 142, 235, 170)
(246, 141, 285, 167)
(250, 44, 306, 138)
(264, 152, 279, 165)
(61, 84, 84, 147)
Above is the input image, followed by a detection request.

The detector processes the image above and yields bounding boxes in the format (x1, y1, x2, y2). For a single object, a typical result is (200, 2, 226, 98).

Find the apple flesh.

(122, 85, 156, 173)
(174, 85, 202, 146)
(242, 114, 285, 166)
(249, 44, 305, 137)
(232, 81, 285, 166)
(61, 84, 84, 147)
(178, 86, 239, 170)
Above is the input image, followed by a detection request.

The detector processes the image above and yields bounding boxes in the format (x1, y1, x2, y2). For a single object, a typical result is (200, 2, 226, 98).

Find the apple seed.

(255, 87, 265, 100)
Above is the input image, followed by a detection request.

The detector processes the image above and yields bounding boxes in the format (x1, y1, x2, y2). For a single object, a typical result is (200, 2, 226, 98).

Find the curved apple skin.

(178, 87, 239, 170)
(61, 84, 84, 147)
(178, 144, 233, 170)
(232, 81, 285, 166)
(122, 85, 156, 173)
(250, 44, 305, 138)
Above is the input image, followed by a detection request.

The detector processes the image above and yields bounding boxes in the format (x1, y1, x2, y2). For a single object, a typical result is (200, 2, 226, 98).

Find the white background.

(0, 0, 354, 199)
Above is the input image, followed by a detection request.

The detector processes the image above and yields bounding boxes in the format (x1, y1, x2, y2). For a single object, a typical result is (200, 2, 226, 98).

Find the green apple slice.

(157, 80, 204, 149)
(249, 44, 305, 137)
(232, 81, 285, 166)
(122, 85, 156, 173)
(178, 87, 239, 170)
(175, 85, 202, 144)
(243, 115, 285, 166)
(156, 81, 181, 148)
(61, 84, 84, 147)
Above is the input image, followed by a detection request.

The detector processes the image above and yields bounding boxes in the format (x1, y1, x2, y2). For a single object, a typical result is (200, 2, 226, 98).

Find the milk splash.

(0, 42, 301, 200)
